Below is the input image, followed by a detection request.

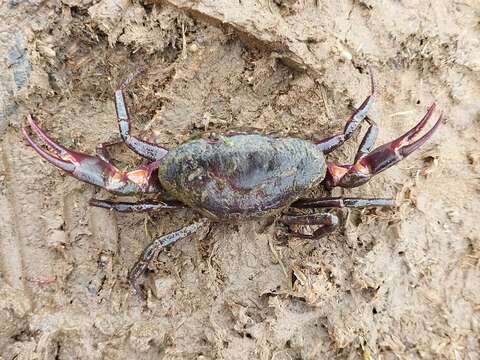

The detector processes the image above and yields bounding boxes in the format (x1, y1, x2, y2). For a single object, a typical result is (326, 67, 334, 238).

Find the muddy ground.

(0, 0, 479, 359)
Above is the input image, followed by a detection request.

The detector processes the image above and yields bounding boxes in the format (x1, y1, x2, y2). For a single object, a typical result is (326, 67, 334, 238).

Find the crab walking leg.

(128, 220, 207, 297)
(115, 90, 169, 161)
(89, 198, 185, 212)
(354, 117, 379, 162)
(22, 115, 162, 194)
(279, 213, 339, 239)
(316, 70, 375, 154)
(325, 104, 442, 189)
(291, 196, 395, 209)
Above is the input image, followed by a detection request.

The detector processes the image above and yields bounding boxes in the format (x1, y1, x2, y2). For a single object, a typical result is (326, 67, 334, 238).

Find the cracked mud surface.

(1, 1, 479, 359)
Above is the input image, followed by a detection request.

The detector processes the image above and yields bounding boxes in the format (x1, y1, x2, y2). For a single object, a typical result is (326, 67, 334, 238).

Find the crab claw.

(326, 104, 442, 188)
(22, 114, 161, 194)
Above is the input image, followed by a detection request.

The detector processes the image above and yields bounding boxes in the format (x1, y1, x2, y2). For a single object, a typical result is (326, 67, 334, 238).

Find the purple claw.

(326, 104, 442, 188)
(23, 115, 162, 195)
(22, 127, 75, 172)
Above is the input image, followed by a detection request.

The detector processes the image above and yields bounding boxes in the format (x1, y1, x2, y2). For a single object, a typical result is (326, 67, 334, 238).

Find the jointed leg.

(22, 115, 162, 195)
(89, 198, 185, 212)
(325, 103, 442, 189)
(128, 220, 207, 297)
(316, 70, 375, 153)
(279, 213, 339, 239)
(284, 195, 395, 239)
(115, 90, 169, 161)
(292, 196, 395, 209)
(354, 117, 378, 162)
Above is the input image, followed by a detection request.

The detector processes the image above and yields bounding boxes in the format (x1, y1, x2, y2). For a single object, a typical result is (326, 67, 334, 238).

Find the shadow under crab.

(22, 71, 442, 297)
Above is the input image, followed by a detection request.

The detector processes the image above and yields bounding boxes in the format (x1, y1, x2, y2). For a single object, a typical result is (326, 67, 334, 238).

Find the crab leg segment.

(23, 115, 162, 195)
(292, 196, 395, 208)
(89, 198, 185, 212)
(354, 118, 378, 162)
(115, 90, 169, 161)
(316, 70, 375, 153)
(128, 219, 208, 297)
(279, 213, 339, 239)
(325, 104, 442, 188)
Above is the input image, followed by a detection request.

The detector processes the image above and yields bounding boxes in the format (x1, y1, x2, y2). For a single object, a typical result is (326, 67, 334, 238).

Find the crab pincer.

(325, 103, 442, 188)
(22, 114, 161, 195)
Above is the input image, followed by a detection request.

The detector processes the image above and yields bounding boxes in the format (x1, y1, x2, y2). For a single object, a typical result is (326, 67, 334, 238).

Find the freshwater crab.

(22, 71, 441, 297)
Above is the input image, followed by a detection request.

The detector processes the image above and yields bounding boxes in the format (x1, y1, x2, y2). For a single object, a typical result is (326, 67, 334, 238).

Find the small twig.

(389, 110, 416, 117)
(268, 238, 288, 278)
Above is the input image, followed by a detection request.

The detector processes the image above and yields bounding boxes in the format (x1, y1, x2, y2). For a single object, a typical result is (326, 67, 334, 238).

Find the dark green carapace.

(158, 134, 326, 219)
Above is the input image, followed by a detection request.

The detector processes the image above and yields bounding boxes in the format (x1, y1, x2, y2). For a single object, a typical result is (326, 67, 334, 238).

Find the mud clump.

(0, 0, 479, 359)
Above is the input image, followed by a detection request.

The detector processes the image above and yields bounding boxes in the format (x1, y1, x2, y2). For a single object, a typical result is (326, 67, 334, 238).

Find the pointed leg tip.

(23, 114, 36, 137)
(21, 126, 37, 146)
(89, 198, 100, 207)
(425, 103, 435, 117)
(21, 126, 29, 137)
(385, 199, 397, 207)
(26, 113, 39, 128)
(399, 109, 442, 158)
(26, 113, 46, 137)
(21, 127, 33, 146)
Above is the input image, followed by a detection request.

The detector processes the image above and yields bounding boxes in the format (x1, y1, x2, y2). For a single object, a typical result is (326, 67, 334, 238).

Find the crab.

(22, 72, 441, 297)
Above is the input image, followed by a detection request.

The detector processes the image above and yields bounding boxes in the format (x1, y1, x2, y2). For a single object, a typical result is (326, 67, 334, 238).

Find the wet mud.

(0, 0, 479, 359)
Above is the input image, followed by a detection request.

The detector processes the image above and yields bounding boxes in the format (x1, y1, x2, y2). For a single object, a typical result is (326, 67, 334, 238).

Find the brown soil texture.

(1, 1, 479, 359)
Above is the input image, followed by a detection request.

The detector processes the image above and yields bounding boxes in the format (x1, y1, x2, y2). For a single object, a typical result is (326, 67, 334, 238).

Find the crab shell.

(158, 134, 326, 220)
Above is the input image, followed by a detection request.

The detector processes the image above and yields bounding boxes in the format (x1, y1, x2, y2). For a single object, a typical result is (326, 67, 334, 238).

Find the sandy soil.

(1, 0, 479, 359)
